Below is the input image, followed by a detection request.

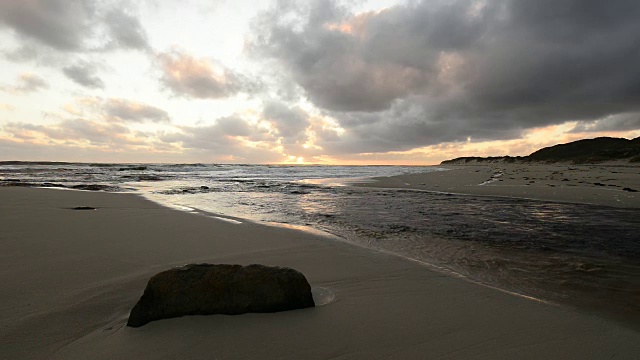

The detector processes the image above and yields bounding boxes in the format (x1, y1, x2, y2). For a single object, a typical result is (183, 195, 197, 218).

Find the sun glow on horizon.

(1, 1, 639, 165)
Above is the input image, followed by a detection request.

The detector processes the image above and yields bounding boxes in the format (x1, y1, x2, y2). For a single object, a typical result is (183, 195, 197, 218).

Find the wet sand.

(357, 163, 640, 208)
(1, 187, 639, 359)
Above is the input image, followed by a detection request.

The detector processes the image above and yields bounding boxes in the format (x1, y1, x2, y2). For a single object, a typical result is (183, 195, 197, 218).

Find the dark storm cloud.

(63, 62, 105, 89)
(252, 0, 640, 154)
(0, 0, 149, 55)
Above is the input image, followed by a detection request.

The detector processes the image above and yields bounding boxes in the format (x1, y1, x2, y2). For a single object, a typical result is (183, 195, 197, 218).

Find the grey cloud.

(158, 50, 249, 99)
(160, 116, 285, 162)
(252, 0, 640, 154)
(160, 106, 316, 161)
(251, 0, 488, 112)
(104, 99, 170, 123)
(262, 101, 309, 140)
(3, 119, 133, 145)
(0, 98, 169, 149)
(0, 0, 149, 56)
(0, 137, 176, 163)
(162, 116, 270, 150)
(104, 10, 149, 50)
(571, 113, 640, 133)
(55, 118, 131, 144)
(0, 0, 92, 51)
(214, 116, 253, 137)
(1, 73, 48, 94)
(63, 62, 105, 89)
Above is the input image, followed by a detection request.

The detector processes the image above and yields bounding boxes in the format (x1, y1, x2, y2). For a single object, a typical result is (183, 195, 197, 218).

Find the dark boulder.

(127, 264, 315, 327)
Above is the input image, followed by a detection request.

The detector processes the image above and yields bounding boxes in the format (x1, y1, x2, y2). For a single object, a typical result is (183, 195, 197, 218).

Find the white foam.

(311, 287, 335, 306)
(210, 216, 242, 224)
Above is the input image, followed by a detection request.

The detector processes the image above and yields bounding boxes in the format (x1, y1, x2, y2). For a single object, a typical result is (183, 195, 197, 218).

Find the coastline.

(1, 187, 639, 359)
(355, 163, 640, 208)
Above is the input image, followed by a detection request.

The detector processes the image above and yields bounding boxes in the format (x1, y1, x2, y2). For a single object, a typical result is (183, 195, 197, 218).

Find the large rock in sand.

(127, 264, 315, 327)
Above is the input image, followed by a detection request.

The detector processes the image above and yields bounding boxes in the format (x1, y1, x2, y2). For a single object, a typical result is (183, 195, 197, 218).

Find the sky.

(0, 0, 639, 165)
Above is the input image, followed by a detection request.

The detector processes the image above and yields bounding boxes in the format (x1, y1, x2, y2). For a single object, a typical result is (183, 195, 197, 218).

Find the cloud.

(62, 62, 105, 89)
(0, 136, 183, 163)
(0, 103, 15, 111)
(103, 99, 170, 123)
(0, 118, 187, 162)
(103, 10, 150, 51)
(0, 1, 149, 55)
(160, 115, 287, 163)
(162, 116, 269, 150)
(262, 101, 309, 140)
(1, 95, 175, 160)
(3, 119, 134, 145)
(250, 0, 640, 154)
(58, 97, 169, 124)
(1, 73, 48, 94)
(0, 0, 91, 51)
(571, 113, 640, 133)
(157, 50, 250, 99)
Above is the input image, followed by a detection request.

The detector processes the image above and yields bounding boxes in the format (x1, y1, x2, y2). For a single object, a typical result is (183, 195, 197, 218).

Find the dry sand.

(357, 163, 640, 208)
(1, 187, 639, 360)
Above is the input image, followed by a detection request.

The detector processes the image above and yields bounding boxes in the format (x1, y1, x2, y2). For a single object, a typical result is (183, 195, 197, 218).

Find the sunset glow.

(1, 1, 639, 164)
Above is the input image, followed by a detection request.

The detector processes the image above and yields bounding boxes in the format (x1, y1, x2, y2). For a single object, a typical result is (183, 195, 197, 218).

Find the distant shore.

(1, 187, 639, 359)
(356, 163, 640, 208)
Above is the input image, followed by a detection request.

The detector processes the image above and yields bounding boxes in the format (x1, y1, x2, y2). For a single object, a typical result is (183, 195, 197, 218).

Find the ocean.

(1, 162, 639, 328)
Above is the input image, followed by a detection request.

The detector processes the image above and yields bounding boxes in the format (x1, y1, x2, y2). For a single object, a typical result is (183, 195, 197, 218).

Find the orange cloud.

(157, 50, 244, 99)
(0, 103, 15, 111)
(324, 9, 386, 39)
(306, 123, 640, 165)
(1, 73, 48, 94)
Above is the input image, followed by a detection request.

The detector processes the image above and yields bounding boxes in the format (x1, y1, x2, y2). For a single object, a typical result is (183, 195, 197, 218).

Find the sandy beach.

(357, 163, 640, 208)
(1, 186, 639, 359)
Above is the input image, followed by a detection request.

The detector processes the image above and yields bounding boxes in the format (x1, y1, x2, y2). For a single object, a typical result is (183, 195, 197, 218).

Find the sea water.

(1, 162, 639, 328)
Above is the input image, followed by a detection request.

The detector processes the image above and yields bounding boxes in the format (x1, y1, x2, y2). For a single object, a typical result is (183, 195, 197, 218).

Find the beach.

(1, 186, 639, 359)
(358, 163, 640, 208)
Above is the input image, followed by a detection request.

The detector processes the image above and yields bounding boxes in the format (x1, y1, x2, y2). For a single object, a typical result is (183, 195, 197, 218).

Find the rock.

(127, 264, 315, 327)
(70, 184, 117, 191)
(41, 182, 66, 188)
(118, 166, 147, 171)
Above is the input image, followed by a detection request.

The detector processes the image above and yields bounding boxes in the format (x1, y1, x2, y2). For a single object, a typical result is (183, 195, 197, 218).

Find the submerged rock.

(127, 264, 315, 327)
(72, 206, 96, 210)
(70, 184, 118, 191)
(118, 166, 147, 171)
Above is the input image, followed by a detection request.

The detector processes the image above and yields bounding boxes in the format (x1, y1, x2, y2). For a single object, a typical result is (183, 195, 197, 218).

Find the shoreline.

(354, 163, 640, 208)
(49, 191, 607, 316)
(1, 187, 639, 359)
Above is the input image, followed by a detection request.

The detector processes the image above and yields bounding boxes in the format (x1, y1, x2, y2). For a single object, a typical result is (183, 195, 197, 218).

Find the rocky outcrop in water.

(127, 264, 315, 327)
